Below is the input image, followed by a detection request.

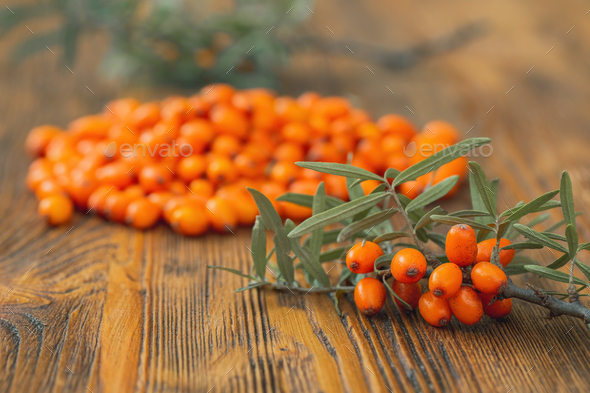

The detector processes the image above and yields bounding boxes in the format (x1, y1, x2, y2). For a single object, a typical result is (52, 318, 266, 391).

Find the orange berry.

(162, 195, 206, 223)
(269, 161, 301, 185)
(428, 263, 463, 298)
(479, 293, 512, 319)
(356, 138, 386, 171)
(177, 156, 207, 182)
(217, 187, 258, 226)
(421, 120, 459, 147)
(471, 262, 508, 295)
(87, 185, 117, 215)
(179, 119, 215, 152)
(354, 277, 387, 316)
(201, 83, 235, 105)
(311, 97, 350, 120)
(297, 92, 321, 109)
(35, 179, 65, 200)
(206, 197, 238, 233)
(306, 142, 346, 163)
(448, 286, 483, 325)
(170, 205, 209, 236)
(391, 248, 427, 284)
(38, 194, 74, 226)
(419, 291, 452, 327)
(147, 191, 175, 210)
(209, 104, 248, 138)
(95, 161, 134, 188)
(139, 164, 173, 193)
(160, 96, 195, 124)
(104, 97, 140, 120)
(399, 180, 424, 200)
(323, 174, 348, 201)
(275, 97, 307, 123)
(476, 238, 515, 267)
(129, 102, 160, 129)
(361, 179, 382, 195)
(188, 179, 214, 199)
(68, 115, 111, 139)
(391, 280, 422, 310)
(235, 151, 266, 178)
(281, 122, 312, 145)
(25, 125, 62, 157)
(259, 181, 286, 215)
(206, 156, 237, 184)
(346, 241, 384, 274)
(281, 179, 320, 220)
(125, 197, 161, 229)
(356, 122, 381, 140)
(376, 114, 417, 142)
(211, 134, 242, 157)
(273, 142, 305, 162)
(445, 224, 478, 267)
(65, 169, 98, 208)
(103, 190, 134, 223)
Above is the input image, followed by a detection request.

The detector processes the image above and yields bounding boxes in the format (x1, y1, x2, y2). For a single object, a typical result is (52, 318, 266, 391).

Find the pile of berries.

(347, 224, 513, 327)
(25, 84, 465, 236)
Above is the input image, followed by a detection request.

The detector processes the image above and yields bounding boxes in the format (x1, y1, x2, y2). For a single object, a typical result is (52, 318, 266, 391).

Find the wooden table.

(1, 1, 590, 392)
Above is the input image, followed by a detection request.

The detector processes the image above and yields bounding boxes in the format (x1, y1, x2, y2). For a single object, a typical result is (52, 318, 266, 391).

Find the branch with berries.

(209, 138, 590, 328)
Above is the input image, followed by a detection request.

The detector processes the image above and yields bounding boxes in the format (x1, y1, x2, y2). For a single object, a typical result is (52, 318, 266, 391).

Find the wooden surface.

(1, 1, 590, 392)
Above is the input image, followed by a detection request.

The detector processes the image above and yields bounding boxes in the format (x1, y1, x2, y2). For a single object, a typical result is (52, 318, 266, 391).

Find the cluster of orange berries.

(347, 224, 514, 327)
(25, 83, 464, 235)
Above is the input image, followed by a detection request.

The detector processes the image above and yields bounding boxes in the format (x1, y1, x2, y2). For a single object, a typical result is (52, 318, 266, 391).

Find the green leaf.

(310, 183, 326, 258)
(503, 190, 559, 222)
(448, 210, 492, 219)
(290, 242, 331, 287)
(348, 178, 364, 189)
(577, 242, 590, 253)
(467, 161, 496, 216)
(489, 178, 499, 213)
(234, 282, 268, 292)
(469, 171, 487, 224)
(384, 167, 401, 180)
(275, 233, 295, 285)
(501, 242, 544, 251)
(425, 232, 446, 250)
(207, 265, 257, 281)
(288, 192, 388, 238)
(397, 193, 427, 223)
(319, 248, 346, 262)
(414, 206, 446, 231)
(416, 228, 429, 243)
(405, 175, 459, 212)
(337, 209, 398, 242)
(251, 217, 267, 279)
(575, 260, 590, 283)
(338, 268, 353, 286)
(512, 224, 569, 254)
(374, 231, 412, 243)
(541, 232, 567, 242)
(383, 276, 412, 310)
(295, 161, 386, 182)
(504, 263, 538, 276)
(525, 213, 551, 228)
(546, 254, 571, 269)
(276, 193, 343, 209)
(545, 212, 583, 233)
(565, 224, 578, 258)
(392, 137, 491, 187)
(560, 171, 576, 227)
(535, 200, 561, 212)
(430, 215, 494, 232)
(374, 253, 395, 271)
(524, 265, 588, 287)
(248, 188, 290, 253)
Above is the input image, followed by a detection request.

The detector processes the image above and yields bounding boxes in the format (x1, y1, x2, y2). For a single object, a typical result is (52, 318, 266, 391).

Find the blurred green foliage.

(1, 0, 312, 88)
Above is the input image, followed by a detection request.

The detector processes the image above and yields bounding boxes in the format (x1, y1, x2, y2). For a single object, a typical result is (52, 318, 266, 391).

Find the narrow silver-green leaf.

(274, 233, 295, 285)
(504, 190, 559, 222)
(534, 200, 561, 212)
(542, 232, 567, 242)
(207, 265, 257, 281)
(565, 224, 578, 258)
(291, 242, 331, 287)
(234, 282, 268, 292)
(276, 193, 343, 209)
(288, 192, 388, 238)
(489, 178, 499, 213)
(384, 167, 401, 180)
(577, 242, 590, 253)
(337, 209, 398, 242)
(251, 217, 267, 279)
(574, 260, 590, 284)
(546, 254, 571, 269)
(426, 232, 447, 250)
(560, 171, 576, 227)
(405, 175, 459, 212)
(347, 176, 365, 200)
(414, 206, 446, 231)
(512, 224, 569, 254)
(504, 263, 537, 276)
(296, 161, 385, 182)
(374, 254, 395, 271)
(392, 137, 491, 186)
(248, 188, 290, 253)
(525, 213, 551, 228)
(546, 212, 583, 233)
(469, 171, 487, 224)
(310, 183, 326, 258)
(319, 248, 346, 262)
(430, 215, 494, 232)
(448, 210, 492, 219)
(374, 231, 412, 243)
(524, 265, 588, 287)
(383, 276, 412, 310)
(500, 242, 544, 251)
(467, 161, 496, 216)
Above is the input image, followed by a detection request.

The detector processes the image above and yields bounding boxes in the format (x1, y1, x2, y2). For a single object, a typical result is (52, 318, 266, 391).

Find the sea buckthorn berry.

(273, 142, 305, 162)
(399, 180, 424, 200)
(346, 241, 384, 274)
(68, 115, 111, 139)
(25, 125, 62, 157)
(391, 248, 427, 284)
(147, 191, 175, 210)
(354, 277, 387, 316)
(471, 262, 508, 295)
(448, 286, 483, 325)
(201, 83, 235, 105)
(361, 179, 382, 196)
(281, 122, 311, 145)
(35, 179, 65, 200)
(139, 164, 173, 193)
(206, 197, 238, 233)
(177, 156, 207, 182)
(162, 195, 205, 223)
(129, 102, 160, 129)
(421, 120, 459, 147)
(391, 280, 422, 310)
(206, 156, 238, 184)
(103, 191, 134, 223)
(95, 162, 134, 189)
(209, 104, 248, 138)
(87, 185, 117, 215)
(445, 224, 478, 267)
(269, 161, 300, 185)
(38, 194, 74, 226)
(125, 197, 161, 229)
(65, 169, 98, 208)
(476, 238, 515, 267)
(428, 263, 463, 298)
(419, 291, 452, 327)
(217, 187, 258, 226)
(479, 293, 512, 319)
(188, 179, 214, 199)
(170, 205, 209, 236)
(376, 114, 417, 142)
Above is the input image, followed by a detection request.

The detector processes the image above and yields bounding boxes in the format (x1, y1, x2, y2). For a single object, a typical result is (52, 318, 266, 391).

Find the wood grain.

(1, 1, 590, 392)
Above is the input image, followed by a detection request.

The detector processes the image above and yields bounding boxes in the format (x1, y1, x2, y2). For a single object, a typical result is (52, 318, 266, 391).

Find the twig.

(568, 253, 580, 303)
(253, 281, 355, 294)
